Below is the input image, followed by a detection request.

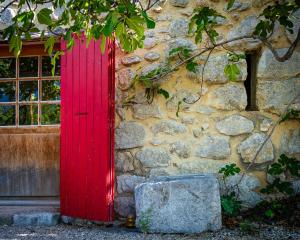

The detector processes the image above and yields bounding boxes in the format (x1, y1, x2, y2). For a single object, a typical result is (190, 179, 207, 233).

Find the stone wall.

(114, 0, 300, 217)
(1, 0, 299, 218)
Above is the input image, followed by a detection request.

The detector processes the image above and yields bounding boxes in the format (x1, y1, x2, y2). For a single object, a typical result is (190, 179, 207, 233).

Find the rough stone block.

(165, 38, 197, 58)
(216, 115, 254, 136)
(195, 135, 230, 160)
(115, 122, 146, 149)
(257, 49, 300, 80)
(226, 15, 261, 51)
(202, 54, 247, 84)
(166, 89, 199, 111)
(238, 133, 274, 165)
(136, 147, 171, 168)
(169, 18, 189, 38)
(257, 78, 300, 115)
(115, 196, 135, 217)
(152, 120, 187, 135)
(207, 83, 247, 111)
(13, 212, 60, 226)
(132, 103, 162, 120)
(115, 151, 135, 173)
(117, 174, 145, 194)
(135, 174, 222, 233)
(177, 159, 229, 174)
(280, 129, 300, 158)
(170, 0, 190, 8)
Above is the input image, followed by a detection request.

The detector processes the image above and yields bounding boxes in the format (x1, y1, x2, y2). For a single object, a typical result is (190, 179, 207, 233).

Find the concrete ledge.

(13, 212, 60, 226)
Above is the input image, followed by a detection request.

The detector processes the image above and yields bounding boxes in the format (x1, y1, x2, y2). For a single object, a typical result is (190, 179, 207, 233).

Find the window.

(0, 55, 61, 126)
(245, 53, 259, 111)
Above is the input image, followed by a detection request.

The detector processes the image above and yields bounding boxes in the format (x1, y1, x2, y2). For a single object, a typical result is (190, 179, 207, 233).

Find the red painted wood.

(60, 35, 115, 221)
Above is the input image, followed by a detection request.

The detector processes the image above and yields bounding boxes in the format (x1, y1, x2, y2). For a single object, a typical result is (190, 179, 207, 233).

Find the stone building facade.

(114, 0, 300, 217)
(0, 0, 299, 219)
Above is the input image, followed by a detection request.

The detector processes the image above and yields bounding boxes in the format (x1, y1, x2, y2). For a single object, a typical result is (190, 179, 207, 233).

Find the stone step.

(13, 212, 60, 226)
(0, 206, 60, 226)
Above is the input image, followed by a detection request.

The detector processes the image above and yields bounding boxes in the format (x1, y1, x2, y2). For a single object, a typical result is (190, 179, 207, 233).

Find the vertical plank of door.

(71, 37, 81, 216)
(109, 40, 115, 219)
(78, 36, 87, 218)
(92, 40, 105, 220)
(86, 39, 95, 218)
(60, 40, 67, 214)
(101, 40, 110, 219)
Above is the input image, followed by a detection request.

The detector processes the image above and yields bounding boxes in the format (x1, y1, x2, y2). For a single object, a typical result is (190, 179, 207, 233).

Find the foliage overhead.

(0, 0, 156, 57)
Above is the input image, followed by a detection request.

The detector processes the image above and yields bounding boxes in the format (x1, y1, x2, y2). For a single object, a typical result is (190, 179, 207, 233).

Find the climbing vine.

(218, 95, 300, 218)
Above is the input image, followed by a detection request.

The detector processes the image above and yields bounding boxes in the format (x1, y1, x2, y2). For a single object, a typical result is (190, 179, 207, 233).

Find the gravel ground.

(0, 224, 299, 240)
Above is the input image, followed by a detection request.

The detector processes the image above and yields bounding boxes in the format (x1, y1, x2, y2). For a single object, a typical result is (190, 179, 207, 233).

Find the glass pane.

(42, 80, 61, 101)
(0, 105, 15, 126)
(19, 104, 38, 125)
(42, 56, 60, 76)
(0, 81, 16, 102)
(0, 58, 16, 78)
(41, 104, 60, 125)
(19, 57, 38, 77)
(19, 81, 38, 101)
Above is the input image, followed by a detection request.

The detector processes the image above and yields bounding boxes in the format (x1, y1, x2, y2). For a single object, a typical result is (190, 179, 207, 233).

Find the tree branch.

(146, 0, 160, 11)
(0, 0, 17, 14)
(183, 48, 214, 105)
(149, 35, 253, 82)
(256, 27, 300, 62)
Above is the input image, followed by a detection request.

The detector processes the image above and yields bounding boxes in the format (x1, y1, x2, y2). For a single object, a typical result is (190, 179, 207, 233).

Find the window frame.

(0, 42, 61, 128)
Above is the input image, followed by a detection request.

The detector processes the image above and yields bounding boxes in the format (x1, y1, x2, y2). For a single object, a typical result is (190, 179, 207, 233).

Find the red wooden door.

(60, 36, 115, 221)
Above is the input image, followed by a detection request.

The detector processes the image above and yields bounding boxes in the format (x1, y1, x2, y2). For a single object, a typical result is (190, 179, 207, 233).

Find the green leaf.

(190, 7, 225, 44)
(228, 52, 245, 62)
(126, 17, 144, 38)
(221, 192, 241, 216)
(157, 88, 169, 99)
(227, 0, 235, 10)
(9, 35, 22, 57)
(51, 51, 64, 76)
(25, 32, 31, 40)
(265, 209, 275, 218)
(219, 163, 241, 178)
(67, 38, 75, 50)
(103, 12, 119, 37)
(176, 101, 182, 117)
(115, 23, 125, 39)
(186, 61, 198, 73)
(268, 163, 284, 176)
(280, 109, 300, 123)
(224, 63, 240, 81)
(44, 36, 55, 55)
(37, 8, 53, 25)
(100, 35, 106, 54)
(141, 11, 155, 29)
